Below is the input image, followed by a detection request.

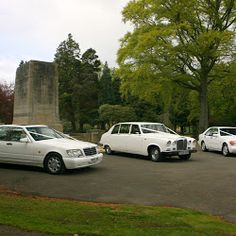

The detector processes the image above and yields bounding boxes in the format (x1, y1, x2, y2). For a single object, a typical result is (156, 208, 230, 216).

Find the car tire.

(179, 154, 191, 160)
(104, 145, 113, 155)
(149, 146, 162, 162)
(201, 141, 208, 152)
(222, 143, 230, 157)
(44, 153, 65, 174)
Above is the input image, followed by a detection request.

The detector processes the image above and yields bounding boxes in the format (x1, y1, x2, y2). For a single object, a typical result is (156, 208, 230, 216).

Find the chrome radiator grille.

(83, 147, 97, 156)
(177, 139, 187, 150)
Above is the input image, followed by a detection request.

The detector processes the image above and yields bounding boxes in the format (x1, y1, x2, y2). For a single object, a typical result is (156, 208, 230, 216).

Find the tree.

(118, 0, 236, 133)
(55, 34, 101, 132)
(54, 33, 81, 131)
(99, 104, 137, 127)
(208, 61, 236, 125)
(76, 48, 101, 131)
(0, 82, 14, 124)
(98, 62, 114, 105)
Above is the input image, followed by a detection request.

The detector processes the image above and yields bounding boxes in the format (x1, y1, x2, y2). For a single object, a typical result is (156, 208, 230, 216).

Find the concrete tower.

(13, 60, 63, 131)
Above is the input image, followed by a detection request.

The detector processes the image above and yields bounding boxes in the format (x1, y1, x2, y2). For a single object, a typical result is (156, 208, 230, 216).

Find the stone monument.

(13, 60, 63, 131)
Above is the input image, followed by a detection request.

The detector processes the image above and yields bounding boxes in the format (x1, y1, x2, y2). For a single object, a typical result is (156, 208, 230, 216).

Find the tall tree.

(118, 0, 236, 132)
(98, 62, 114, 105)
(54, 33, 81, 131)
(76, 48, 101, 131)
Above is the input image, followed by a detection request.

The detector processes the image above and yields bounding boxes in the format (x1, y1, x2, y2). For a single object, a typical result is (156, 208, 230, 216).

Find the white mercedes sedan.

(100, 122, 197, 161)
(198, 126, 236, 156)
(0, 125, 103, 174)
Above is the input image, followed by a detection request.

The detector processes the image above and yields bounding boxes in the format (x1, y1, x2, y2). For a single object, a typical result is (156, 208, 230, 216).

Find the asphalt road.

(0, 150, 236, 223)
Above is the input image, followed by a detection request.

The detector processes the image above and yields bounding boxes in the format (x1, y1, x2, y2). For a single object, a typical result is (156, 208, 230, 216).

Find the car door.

(0, 127, 34, 164)
(204, 128, 219, 150)
(107, 124, 120, 151)
(126, 124, 144, 155)
(115, 124, 131, 152)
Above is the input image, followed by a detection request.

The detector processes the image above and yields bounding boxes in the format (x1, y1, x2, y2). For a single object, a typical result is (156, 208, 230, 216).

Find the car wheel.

(201, 141, 208, 152)
(179, 154, 191, 160)
(149, 146, 162, 162)
(222, 143, 230, 157)
(104, 145, 113, 155)
(44, 153, 65, 174)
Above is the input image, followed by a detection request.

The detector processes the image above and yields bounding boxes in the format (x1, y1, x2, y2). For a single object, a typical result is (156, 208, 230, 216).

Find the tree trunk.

(198, 76, 209, 133)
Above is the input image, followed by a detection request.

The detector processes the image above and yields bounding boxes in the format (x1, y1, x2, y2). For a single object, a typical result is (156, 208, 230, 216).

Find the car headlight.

(66, 149, 84, 158)
(166, 140, 172, 147)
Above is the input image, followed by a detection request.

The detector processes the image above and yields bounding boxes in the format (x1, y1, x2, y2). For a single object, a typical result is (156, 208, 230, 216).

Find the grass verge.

(0, 192, 236, 236)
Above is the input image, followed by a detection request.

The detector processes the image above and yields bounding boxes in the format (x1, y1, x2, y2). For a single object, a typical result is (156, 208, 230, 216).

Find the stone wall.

(13, 60, 63, 131)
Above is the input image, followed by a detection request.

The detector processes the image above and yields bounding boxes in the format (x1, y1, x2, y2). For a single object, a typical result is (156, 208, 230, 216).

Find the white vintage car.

(100, 122, 197, 161)
(198, 126, 236, 156)
(0, 125, 103, 174)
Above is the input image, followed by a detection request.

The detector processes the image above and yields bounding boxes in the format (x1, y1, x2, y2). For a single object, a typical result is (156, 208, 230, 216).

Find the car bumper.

(162, 149, 197, 156)
(229, 145, 236, 154)
(63, 153, 103, 169)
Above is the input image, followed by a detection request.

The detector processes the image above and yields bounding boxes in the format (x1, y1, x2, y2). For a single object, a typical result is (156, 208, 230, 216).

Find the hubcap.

(48, 157, 61, 173)
(223, 145, 228, 156)
(151, 149, 159, 160)
(106, 146, 111, 154)
(202, 142, 206, 151)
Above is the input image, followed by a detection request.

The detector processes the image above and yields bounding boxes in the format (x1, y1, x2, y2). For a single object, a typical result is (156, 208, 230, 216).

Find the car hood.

(38, 138, 96, 150)
(143, 132, 193, 141)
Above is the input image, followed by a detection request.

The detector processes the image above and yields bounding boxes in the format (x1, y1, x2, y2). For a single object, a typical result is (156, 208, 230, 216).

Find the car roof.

(0, 124, 48, 128)
(115, 122, 164, 125)
(208, 126, 236, 129)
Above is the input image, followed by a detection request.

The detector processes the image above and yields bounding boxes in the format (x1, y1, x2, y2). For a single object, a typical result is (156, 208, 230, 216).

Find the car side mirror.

(20, 137, 30, 143)
(212, 133, 218, 137)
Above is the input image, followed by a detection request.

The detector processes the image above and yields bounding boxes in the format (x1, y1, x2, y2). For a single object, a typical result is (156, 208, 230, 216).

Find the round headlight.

(166, 140, 172, 146)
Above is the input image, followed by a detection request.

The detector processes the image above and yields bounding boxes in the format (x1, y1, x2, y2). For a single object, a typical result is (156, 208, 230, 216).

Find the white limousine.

(100, 122, 197, 161)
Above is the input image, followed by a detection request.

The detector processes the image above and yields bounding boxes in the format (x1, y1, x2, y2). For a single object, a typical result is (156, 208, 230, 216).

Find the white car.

(0, 125, 103, 174)
(198, 127, 236, 156)
(100, 122, 197, 161)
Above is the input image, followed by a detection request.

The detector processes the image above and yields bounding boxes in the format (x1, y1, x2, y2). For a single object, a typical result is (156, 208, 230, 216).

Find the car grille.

(83, 147, 97, 156)
(177, 139, 187, 150)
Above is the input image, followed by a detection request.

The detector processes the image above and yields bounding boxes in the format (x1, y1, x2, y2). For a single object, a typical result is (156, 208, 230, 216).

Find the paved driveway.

(0, 151, 235, 223)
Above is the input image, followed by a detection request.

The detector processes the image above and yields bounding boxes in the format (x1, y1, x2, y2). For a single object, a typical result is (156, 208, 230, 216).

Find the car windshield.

(26, 127, 64, 141)
(220, 128, 236, 136)
(141, 124, 168, 133)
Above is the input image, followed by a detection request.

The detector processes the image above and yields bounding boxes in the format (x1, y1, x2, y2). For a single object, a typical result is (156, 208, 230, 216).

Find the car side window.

(119, 124, 130, 134)
(111, 125, 120, 134)
(205, 128, 218, 136)
(131, 125, 141, 134)
(0, 127, 8, 141)
(6, 128, 26, 142)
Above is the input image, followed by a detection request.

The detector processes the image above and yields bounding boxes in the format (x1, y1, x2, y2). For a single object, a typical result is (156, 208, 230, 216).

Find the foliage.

(54, 33, 80, 131)
(118, 0, 236, 132)
(99, 104, 137, 127)
(209, 62, 236, 126)
(54, 34, 101, 132)
(1, 193, 236, 235)
(0, 82, 14, 124)
(99, 62, 115, 105)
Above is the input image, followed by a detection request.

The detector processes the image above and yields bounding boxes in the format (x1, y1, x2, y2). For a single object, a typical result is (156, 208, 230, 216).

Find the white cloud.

(0, 0, 130, 83)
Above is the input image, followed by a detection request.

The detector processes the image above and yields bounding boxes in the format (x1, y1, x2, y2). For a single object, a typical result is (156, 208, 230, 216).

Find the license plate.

(179, 150, 189, 155)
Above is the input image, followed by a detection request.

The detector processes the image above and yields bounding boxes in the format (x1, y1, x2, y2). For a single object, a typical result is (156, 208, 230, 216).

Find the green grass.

(0, 192, 236, 236)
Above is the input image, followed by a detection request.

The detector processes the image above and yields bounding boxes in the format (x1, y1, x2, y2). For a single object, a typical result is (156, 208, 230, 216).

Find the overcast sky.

(0, 0, 130, 84)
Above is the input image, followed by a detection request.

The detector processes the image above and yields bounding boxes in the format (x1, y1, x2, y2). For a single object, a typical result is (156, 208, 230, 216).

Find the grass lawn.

(0, 192, 236, 236)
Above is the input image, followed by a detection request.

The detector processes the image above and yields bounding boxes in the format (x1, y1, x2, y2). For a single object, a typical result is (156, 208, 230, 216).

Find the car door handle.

(6, 143, 13, 146)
